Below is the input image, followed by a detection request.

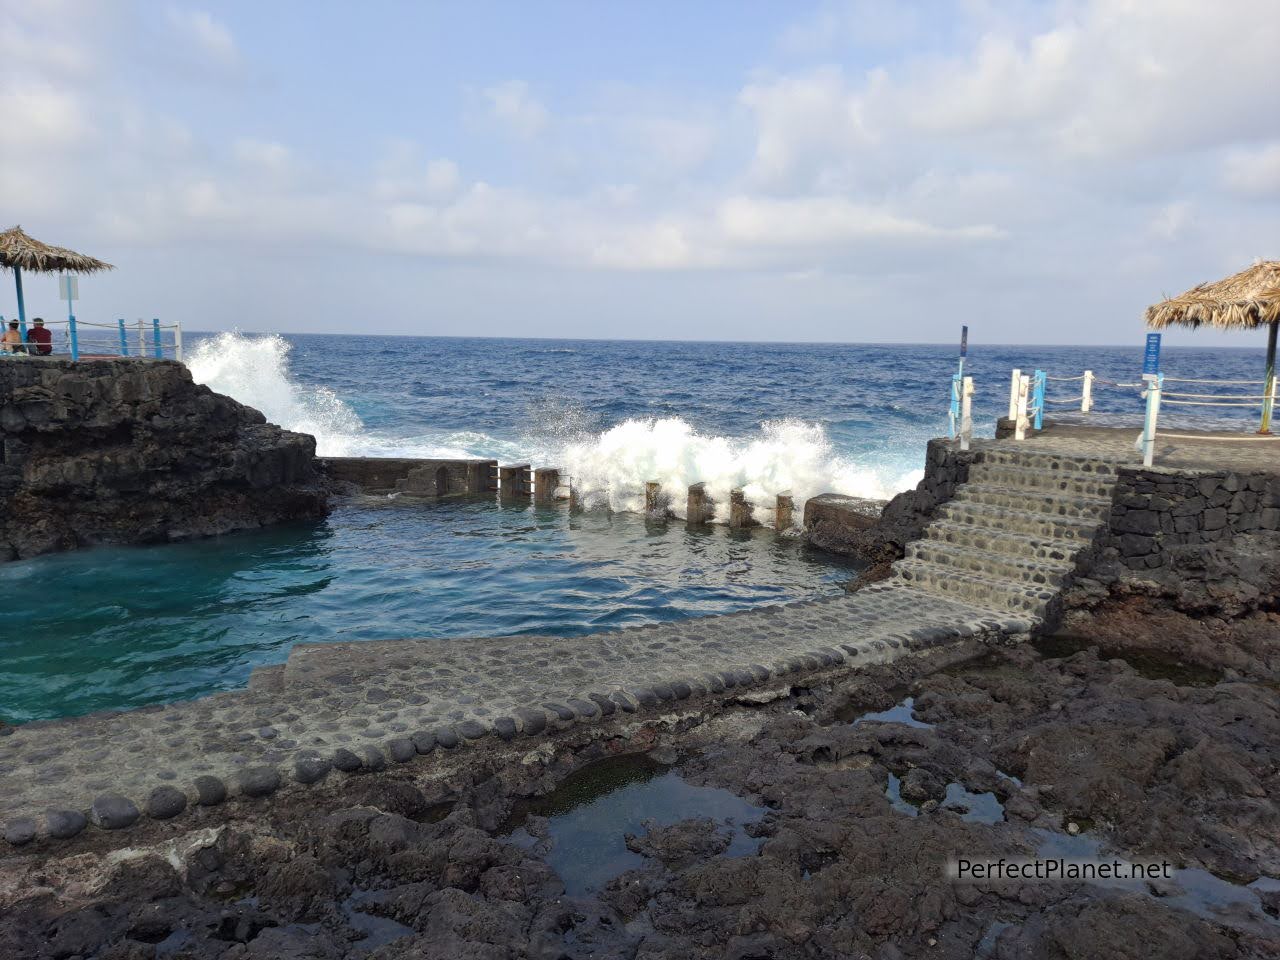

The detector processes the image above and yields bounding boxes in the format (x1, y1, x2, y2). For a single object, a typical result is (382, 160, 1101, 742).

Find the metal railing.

(0, 317, 183, 362)
(949, 373, 976, 450)
(1004, 365, 1279, 464)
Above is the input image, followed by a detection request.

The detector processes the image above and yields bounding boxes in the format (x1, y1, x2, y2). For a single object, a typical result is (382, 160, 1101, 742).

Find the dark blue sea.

(2, 335, 1270, 721)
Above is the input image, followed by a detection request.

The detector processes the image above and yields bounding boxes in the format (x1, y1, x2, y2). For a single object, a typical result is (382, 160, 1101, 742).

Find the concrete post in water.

(686, 483, 713, 526)
(1015, 374, 1031, 441)
(775, 492, 794, 531)
(499, 464, 532, 497)
(1082, 370, 1094, 414)
(1142, 373, 1163, 467)
(467, 460, 499, 494)
(959, 376, 974, 451)
(568, 478, 583, 512)
(729, 488, 758, 528)
(1008, 368, 1021, 421)
(534, 467, 560, 501)
(645, 481, 662, 514)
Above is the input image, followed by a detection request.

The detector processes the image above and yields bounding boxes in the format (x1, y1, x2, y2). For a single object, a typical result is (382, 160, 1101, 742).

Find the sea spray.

(186, 333, 922, 516)
(188, 332, 366, 456)
(560, 417, 920, 524)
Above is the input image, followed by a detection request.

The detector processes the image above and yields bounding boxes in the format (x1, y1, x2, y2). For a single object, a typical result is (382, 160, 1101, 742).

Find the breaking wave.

(186, 332, 920, 523)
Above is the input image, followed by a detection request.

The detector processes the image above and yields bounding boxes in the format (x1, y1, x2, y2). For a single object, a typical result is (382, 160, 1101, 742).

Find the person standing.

(26, 318, 52, 356)
(2, 320, 25, 354)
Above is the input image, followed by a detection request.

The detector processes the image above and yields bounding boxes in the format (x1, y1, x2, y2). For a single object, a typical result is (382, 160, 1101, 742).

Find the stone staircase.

(892, 449, 1117, 621)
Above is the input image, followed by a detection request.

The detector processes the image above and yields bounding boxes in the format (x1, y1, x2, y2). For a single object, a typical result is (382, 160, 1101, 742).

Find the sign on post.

(1142, 333, 1161, 381)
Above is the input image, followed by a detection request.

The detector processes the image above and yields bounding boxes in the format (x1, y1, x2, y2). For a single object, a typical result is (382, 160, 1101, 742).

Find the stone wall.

(1069, 466, 1280, 617)
(1104, 468, 1280, 566)
(805, 438, 972, 564)
(321, 457, 496, 496)
(0, 359, 330, 561)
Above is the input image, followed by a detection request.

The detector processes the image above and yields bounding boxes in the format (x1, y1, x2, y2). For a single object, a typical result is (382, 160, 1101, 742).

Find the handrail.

(0, 316, 184, 362)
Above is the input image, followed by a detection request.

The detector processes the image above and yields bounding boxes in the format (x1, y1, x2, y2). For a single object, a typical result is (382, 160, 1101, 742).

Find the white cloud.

(233, 139, 291, 175)
(1222, 143, 1280, 197)
(483, 80, 548, 138)
(167, 8, 238, 65)
(0, 86, 87, 148)
(3, 1, 1278, 341)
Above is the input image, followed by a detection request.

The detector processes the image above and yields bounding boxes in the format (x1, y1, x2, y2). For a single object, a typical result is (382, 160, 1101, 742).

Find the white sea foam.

(560, 417, 919, 524)
(188, 332, 367, 456)
(187, 332, 921, 521)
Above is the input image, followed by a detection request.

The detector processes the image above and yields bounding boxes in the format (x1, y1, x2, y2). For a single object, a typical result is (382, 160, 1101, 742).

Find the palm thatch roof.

(1146, 260, 1280, 330)
(0, 225, 113, 274)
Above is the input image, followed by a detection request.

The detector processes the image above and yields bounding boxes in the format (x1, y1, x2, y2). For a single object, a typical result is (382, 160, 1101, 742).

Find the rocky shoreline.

(0, 359, 330, 561)
(1, 591, 1275, 959)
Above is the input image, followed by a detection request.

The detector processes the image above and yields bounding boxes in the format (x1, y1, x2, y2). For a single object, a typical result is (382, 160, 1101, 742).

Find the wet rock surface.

(0, 358, 330, 561)
(2, 603, 1277, 958)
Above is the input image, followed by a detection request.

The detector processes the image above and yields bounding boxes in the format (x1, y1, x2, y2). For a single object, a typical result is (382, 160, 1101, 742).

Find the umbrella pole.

(1261, 319, 1278, 435)
(13, 266, 27, 337)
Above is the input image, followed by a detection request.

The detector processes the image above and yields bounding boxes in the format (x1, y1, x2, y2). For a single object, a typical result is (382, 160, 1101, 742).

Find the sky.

(2, 0, 1278, 347)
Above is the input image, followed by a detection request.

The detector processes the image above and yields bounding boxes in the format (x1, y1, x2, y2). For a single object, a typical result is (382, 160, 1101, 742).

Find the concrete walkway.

(0, 581, 1027, 844)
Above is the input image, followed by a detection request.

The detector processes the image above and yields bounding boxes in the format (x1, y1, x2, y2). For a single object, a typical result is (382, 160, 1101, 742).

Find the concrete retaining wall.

(321, 457, 496, 496)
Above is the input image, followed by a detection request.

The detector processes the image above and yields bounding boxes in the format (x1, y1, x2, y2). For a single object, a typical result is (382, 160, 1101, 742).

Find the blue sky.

(2, 1, 1278, 346)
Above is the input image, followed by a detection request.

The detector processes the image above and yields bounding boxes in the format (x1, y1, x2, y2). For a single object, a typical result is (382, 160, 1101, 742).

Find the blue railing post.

(1033, 370, 1046, 430)
(152, 318, 162, 358)
(118, 319, 129, 356)
(69, 315, 79, 361)
(949, 373, 961, 438)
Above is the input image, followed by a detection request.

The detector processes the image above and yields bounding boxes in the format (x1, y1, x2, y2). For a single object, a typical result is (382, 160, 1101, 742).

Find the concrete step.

(922, 521, 1082, 564)
(904, 540, 1074, 588)
(975, 449, 1117, 477)
(966, 462, 1117, 499)
(954, 484, 1112, 522)
(936, 500, 1101, 542)
(891, 558, 1055, 615)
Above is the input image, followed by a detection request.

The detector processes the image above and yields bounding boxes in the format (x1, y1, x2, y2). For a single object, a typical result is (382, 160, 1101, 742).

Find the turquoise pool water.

(0, 497, 856, 723)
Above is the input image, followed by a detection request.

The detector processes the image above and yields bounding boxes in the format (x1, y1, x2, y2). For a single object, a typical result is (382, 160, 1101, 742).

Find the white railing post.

(174, 322, 184, 363)
(960, 376, 974, 451)
(1081, 370, 1093, 413)
(1142, 373, 1163, 467)
(136, 318, 145, 357)
(1261, 372, 1276, 435)
(1008, 368, 1021, 420)
(1015, 374, 1030, 440)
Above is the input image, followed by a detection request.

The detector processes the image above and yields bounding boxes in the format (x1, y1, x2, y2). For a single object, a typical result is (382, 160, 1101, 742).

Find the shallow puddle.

(1033, 635, 1223, 687)
(940, 783, 1005, 824)
(885, 776, 1005, 823)
(1032, 828, 1279, 933)
(842, 696, 934, 728)
(503, 754, 765, 896)
(342, 890, 415, 954)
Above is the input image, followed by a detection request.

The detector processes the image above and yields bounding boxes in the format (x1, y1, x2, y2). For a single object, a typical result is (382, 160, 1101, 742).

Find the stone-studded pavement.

(985, 421, 1280, 473)
(0, 580, 1030, 846)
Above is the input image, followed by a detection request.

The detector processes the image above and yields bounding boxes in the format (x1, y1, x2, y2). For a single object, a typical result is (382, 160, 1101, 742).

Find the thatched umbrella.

(0, 225, 113, 334)
(1146, 259, 1280, 433)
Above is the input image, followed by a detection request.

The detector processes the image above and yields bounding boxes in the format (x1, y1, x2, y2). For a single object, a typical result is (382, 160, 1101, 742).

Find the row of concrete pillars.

(490, 464, 794, 530)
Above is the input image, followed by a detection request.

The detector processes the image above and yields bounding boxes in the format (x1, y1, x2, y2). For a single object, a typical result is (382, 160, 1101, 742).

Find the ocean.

(2, 334, 1268, 722)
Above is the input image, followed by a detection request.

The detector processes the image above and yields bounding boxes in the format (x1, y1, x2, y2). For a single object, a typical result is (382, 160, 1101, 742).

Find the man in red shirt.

(26, 317, 52, 356)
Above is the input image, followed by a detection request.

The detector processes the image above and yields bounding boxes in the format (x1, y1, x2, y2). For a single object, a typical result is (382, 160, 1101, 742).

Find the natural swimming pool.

(0, 496, 858, 724)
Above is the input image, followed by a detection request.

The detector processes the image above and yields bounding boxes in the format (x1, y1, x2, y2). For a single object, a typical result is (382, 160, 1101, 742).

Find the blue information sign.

(960, 325, 968, 357)
(1143, 333, 1161, 377)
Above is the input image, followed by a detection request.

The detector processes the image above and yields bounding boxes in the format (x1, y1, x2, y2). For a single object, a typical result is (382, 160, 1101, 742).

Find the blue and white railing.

(949, 372, 975, 450)
(1004, 365, 1278, 464)
(0, 316, 183, 362)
